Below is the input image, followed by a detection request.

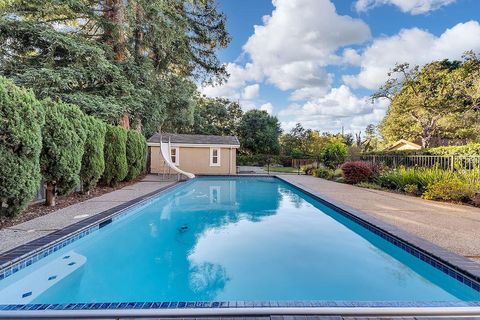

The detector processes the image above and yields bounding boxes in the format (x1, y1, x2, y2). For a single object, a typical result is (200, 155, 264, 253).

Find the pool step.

(0, 251, 86, 304)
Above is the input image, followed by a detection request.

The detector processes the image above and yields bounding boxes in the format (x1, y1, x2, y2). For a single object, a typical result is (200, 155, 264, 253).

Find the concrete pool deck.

(278, 174, 480, 264)
(0, 175, 176, 254)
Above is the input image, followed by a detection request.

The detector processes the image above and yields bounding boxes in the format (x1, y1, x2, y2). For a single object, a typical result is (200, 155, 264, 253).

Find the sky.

(200, 0, 480, 134)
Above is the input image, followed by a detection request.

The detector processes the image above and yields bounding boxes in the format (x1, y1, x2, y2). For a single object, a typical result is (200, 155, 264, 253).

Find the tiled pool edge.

(0, 180, 185, 279)
(275, 175, 480, 292)
(0, 175, 479, 315)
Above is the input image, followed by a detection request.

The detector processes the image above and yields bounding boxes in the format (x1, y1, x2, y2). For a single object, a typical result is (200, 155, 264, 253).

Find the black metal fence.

(355, 154, 480, 171)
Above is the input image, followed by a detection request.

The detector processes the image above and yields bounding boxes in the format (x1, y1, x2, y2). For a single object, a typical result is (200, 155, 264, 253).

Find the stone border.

(0, 175, 479, 315)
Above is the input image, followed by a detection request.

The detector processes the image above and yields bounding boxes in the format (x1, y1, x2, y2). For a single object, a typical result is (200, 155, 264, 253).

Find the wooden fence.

(291, 159, 317, 168)
(355, 154, 480, 171)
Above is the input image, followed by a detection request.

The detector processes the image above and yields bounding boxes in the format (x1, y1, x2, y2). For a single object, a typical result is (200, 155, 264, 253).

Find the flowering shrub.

(340, 161, 374, 184)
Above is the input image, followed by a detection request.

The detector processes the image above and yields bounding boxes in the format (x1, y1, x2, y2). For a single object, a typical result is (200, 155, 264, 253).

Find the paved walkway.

(0, 175, 175, 254)
(279, 174, 480, 264)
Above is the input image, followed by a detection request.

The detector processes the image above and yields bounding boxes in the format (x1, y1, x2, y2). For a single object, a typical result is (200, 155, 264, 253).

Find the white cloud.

(343, 21, 480, 90)
(260, 103, 274, 114)
(243, 0, 370, 95)
(200, 63, 262, 99)
(242, 84, 260, 100)
(355, 0, 456, 15)
(279, 85, 389, 132)
(202, 0, 370, 102)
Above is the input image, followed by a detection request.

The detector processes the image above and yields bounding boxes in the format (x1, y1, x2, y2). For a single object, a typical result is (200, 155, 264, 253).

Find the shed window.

(210, 148, 221, 166)
(170, 147, 179, 165)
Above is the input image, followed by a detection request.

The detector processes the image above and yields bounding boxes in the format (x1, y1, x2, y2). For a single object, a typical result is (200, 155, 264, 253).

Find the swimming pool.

(0, 176, 479, 311)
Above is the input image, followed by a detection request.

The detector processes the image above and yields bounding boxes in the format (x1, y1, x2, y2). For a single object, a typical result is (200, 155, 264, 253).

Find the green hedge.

(81, 116, 106, 192)
(41, 100, 87, 204)
(103, 125, 128, 186)
(125, 130, 147, 181)
(0, 77, 45, 216)
(366, 143, 480, 156)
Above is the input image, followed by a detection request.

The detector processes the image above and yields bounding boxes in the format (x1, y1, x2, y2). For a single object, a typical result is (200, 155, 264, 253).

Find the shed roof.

(148, 133, 240, 146)
(384, 139, 422, 151)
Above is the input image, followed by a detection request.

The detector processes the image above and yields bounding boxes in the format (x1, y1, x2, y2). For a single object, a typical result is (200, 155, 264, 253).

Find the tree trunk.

(45, 182, 56, 207)
(119, 112, 130, 129)
(104, 0, 129, 127)
(134, 2, 145, 62)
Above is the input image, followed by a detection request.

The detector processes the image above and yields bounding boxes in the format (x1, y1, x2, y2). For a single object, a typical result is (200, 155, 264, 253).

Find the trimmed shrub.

(81, 116, 106, 193)
(321, 141, 348, 169)
(103, 125, 128, 186)
(125, 130, 147, 181)
(422, 177, 479, 202)
(341, 161, 374, 184)
(0, 77, 45, 216)
(41, 100, 87, 205)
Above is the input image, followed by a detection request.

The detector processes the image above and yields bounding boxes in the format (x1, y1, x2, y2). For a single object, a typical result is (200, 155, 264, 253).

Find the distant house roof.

(384, 139, 422, 151)
(148, 133, 240, 146)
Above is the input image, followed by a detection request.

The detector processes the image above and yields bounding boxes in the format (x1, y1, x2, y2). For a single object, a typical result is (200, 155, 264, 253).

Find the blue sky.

(202, 0, 480, 133)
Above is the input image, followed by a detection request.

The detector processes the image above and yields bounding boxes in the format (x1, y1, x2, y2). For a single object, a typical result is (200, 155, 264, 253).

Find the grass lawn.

(263, 166, 300, 173)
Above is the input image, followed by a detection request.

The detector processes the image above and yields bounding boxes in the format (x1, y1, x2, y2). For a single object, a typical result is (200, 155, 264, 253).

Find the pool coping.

(0, 175, 479, 317)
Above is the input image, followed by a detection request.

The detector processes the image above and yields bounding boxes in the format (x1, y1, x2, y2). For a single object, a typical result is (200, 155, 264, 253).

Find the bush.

(404, 184, 420, 195)
(340, 161, 374, 184)
(375, 167, 452, 192)
(422, 177, 479, 202)
(103, 125, 128, 186)
(0, 77, 45, 216)
(321, 141, 348, 169)
(126, 130, 147, 181)
(81, 116, 106, 193)
(312, 166, 335, 179)
(41, 100, 87, 206)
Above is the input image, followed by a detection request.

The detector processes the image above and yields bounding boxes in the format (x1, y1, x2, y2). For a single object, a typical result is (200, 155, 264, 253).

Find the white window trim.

(170, 147, 179, 166)
(210, 147, 221, 167)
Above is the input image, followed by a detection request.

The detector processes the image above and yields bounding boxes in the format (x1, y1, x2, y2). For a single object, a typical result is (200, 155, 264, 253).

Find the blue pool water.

(0, 177, 478, 304)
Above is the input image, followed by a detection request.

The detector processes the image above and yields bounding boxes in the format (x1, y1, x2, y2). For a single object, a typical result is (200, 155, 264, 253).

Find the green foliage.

(126, 130, 147, 181)
(0, 77, 45, 216)
(188, 97, 243, 136)
(404, 184, 420, 195)
(356, 182, 383, 190)
(103, 125, 128, 186)
(375, 167, 450, 192)
(376, 54, 480, 147)
(427, 143, 480, 156)
(41, 100, 87, 196)
(312, 167, 335, 180)
(0, 0, 230, 133)
(422, 177, 479, 202)
(238, 110, 282, 155)
(81, 116, 106, 192)
(321, 141, 348, 169)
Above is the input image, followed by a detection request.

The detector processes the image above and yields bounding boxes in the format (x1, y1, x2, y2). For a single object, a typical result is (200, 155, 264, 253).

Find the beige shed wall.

(149, 145, 237, 175)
